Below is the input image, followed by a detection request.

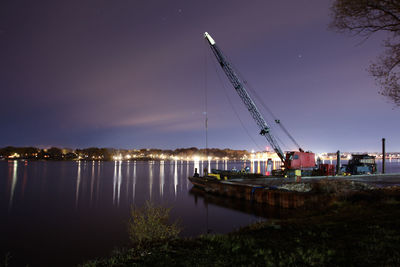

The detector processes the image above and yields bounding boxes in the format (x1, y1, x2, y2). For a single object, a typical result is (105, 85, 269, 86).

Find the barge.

(188, 173, 400, 209)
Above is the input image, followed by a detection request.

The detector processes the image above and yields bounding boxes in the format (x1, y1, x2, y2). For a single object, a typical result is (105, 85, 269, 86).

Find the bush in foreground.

(128, 201, 181, 249)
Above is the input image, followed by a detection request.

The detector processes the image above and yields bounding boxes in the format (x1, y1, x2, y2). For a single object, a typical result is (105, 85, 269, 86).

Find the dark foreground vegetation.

(81, 189, 400, 267)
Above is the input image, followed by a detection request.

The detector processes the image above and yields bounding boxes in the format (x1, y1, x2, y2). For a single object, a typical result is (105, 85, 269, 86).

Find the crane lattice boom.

(204, 32, 285, 162)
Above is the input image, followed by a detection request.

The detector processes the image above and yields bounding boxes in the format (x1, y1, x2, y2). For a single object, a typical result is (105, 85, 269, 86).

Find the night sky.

(1, 0, 399, 153)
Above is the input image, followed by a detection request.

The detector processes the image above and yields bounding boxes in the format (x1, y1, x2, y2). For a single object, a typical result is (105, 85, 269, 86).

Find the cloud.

(116, 112, 188, 127)
(113, 110, 238, 133)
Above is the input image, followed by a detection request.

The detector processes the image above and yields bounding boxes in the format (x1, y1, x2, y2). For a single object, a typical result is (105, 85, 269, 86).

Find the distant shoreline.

(1, 146, 399, 161)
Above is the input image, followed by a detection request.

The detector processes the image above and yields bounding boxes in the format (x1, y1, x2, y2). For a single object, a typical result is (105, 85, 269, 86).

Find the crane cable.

(225, 58, 290, 151)
(246, 82, 303, 151)
(206, 43, 263, 151)
(228, 59, 302, 151)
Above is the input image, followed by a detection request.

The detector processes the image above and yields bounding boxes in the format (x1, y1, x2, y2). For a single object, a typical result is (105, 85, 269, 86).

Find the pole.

(336, 150, 341, 175)
(382, 138, 386, 174)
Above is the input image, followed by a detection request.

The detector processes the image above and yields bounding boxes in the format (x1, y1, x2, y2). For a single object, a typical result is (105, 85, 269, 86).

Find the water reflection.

(117, 161, 122, 206)
(113, 161, 117, 205)
(96, 161, 101, 204)
(8, 161, 18, 210)
(180, 160, 184, 192)
(6, 159, 398, 211)
(160, 161, 164, 197)
(22, 161, 28, 200)
(189, 187, 284, 220)
(132, 161, 136, 202)
(173, 160, 178, 197)
(112, 161, 123, 206)
(75, 161, 81, 208)
(90, 161, 95, 207)
(126, 161, 130, 202)
(149, 161, 153, 200)
(186, 161, 190, 190)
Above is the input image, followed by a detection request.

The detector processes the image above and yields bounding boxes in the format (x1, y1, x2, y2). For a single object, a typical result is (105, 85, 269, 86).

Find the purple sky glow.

(1, 0, 399, 153)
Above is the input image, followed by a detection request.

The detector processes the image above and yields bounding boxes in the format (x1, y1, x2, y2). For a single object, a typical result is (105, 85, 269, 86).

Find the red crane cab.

(284, 151, 315, 169)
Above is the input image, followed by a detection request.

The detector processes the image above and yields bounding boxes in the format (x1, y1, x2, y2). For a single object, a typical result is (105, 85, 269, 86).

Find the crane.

(204, 32, 315, 170)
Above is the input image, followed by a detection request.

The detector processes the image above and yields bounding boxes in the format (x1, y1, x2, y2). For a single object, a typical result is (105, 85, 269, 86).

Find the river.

(1, 159, 399, 266)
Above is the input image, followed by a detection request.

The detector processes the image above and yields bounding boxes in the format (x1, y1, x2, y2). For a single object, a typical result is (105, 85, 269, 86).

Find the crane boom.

(204, 32, 285, 162)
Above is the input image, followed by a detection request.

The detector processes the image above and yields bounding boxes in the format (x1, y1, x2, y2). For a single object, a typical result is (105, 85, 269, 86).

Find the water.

(1, 159, 399, 266)
(0, 160, 263, 266)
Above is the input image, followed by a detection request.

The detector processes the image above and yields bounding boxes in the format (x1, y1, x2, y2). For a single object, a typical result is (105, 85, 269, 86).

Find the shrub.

(128, 201, 181, 249)
(1, 252, 11, 267)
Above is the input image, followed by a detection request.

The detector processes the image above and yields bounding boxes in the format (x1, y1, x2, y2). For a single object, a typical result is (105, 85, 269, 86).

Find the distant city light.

(2, 147, 397, 162)
(8, 153, 20, 159)
(113, 154, 123, 161)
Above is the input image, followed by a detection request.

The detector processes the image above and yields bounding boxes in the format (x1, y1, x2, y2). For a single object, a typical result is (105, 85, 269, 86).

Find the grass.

(81, 192, 400, 266)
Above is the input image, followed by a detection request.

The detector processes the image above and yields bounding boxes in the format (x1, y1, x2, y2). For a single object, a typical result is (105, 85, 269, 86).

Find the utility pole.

(336, 150, 341, 175)
(382, 138, 386, 174)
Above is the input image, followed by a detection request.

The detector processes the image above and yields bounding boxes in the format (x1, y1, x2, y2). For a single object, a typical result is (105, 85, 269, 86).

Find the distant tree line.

(0, 146, 250, 161)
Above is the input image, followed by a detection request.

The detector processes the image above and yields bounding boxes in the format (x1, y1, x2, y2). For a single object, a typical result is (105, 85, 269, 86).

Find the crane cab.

(284, 151, 315, 169)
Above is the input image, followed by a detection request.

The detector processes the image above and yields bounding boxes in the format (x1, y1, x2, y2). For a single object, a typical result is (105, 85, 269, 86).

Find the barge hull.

(189, 174, 400, 209)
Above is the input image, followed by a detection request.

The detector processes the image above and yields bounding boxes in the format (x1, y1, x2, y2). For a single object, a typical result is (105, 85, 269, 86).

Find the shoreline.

(81, 193, 400, 266)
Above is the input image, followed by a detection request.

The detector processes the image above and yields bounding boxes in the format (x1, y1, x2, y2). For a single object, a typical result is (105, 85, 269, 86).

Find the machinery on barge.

(341, 154, 377, 175)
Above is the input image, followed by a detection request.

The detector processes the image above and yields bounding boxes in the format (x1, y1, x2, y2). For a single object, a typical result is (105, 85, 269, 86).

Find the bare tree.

(330, 0, 400, 107)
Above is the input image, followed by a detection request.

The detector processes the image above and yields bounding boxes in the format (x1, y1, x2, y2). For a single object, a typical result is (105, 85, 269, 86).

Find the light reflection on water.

(160, 160, 164, 197)
(133, 161, 136, 201)
(3, 159, 400, 211)
(68, 159, 275, 209)
(90, 161, 95, 207)
(8, 161, 18, 210)
(149, 161, 153, 200)
(1, 159, 400, 267)
(173, 160, 178, 197)
(76, 161, 81, 207)
(2, 159, 286, 218)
